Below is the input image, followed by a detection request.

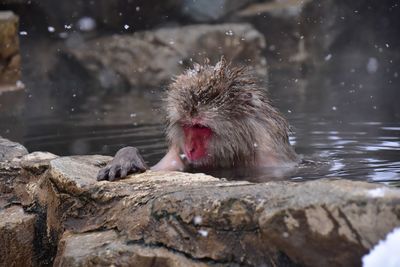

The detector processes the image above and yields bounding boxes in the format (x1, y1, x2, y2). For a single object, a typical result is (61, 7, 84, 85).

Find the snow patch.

(367, 188, 386, 198)
(324, 54, 332, 61)
(198, 229, 208, 237)
(362, 227, 400, 267)
(366, 57, 379, 74)
(193, 216, 202, 225)
(77, 17, 96, 32)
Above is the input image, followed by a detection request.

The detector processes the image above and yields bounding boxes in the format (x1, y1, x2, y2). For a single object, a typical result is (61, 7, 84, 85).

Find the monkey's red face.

(182, 124, 213, 162)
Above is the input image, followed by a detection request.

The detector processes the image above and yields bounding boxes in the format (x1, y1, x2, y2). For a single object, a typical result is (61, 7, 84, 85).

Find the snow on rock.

(362, 227, 400, 267)
(367, 188, 387, 198)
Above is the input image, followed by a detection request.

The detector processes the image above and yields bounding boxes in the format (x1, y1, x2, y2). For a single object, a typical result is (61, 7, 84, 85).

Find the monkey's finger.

(108, 165, 120, 181)
(120, 168, 128, 178)
(97, 167, 110, 181)
(133, 156, 147, 171)
(120, 162, 131, 178)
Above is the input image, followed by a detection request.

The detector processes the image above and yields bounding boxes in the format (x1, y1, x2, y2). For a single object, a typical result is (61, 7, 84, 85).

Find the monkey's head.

(165, 58, 294, 168)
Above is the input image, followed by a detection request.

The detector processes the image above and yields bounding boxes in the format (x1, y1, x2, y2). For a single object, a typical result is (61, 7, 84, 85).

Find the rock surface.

(39, 155, 400, 267)
(60, 23, 267, 90)
(21, 151, 59, 175)
(234, 0, 400, 73)
(54, 230, 210, 267)
(0, 205, 37, 267)
(0, 139, 59, 266)
(0, 135, 27, 162)
(182, 0, 254, 22)
(233, 0, 311, 73)
(0, 136, 28, 202)
(0, 139, 399, 266)
(0, 11, 22, 93)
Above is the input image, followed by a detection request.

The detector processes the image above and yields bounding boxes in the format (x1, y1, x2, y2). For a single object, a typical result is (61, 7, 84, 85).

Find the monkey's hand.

(97, 147, 148, 181)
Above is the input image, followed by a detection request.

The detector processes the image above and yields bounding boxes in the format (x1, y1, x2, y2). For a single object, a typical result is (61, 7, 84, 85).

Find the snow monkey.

(97, 58, 299, 181)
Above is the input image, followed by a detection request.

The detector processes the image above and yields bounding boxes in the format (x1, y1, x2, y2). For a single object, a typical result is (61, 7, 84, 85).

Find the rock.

(0, 142, 58, 266)
(298, 0, 350, 68)
(0, 11, 22, 93)
(54, 230, 211, 267)
(0, 136, 28, 162)
(235, 0, 400, 72)
(297, 0, 400, 72)
(21, 151, 58, 175)
(0, 205, 37, 267)
(0, 160, 20, 197)
(0, 139, 397, 266)
(234, 0, 311, 73)
(0, 137, 28, 199)
(182, 0, 254, 22)
(60, 23, 267, 90)
(40, 155, 400, 267)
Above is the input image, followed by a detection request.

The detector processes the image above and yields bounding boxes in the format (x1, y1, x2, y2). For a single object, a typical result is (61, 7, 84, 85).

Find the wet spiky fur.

(165, 58, 298, 168)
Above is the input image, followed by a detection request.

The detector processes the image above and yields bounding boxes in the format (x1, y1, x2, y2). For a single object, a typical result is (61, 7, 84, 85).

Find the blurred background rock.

(0, 11, 22, 92)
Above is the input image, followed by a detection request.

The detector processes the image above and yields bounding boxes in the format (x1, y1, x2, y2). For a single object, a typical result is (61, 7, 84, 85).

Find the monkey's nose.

(185, 143, 198, 161)
(187, 146, 196, 159)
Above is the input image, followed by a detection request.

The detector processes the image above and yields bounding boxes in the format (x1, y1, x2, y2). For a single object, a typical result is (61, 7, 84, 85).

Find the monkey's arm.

(97, 147, 148, 181)
(151, 146, 186, 171)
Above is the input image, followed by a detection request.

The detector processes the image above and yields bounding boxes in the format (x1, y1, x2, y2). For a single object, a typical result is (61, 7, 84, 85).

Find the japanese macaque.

(97, 58, 299, 181)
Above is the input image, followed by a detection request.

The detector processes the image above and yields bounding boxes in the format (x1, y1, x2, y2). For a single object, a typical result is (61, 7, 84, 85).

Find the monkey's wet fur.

(98, 58, 299, 181)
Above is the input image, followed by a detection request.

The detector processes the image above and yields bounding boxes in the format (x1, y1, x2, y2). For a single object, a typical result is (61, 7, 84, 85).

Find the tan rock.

(21, 151, 59, 175)
(0, 205, 37, 267)
(0, 137, 28, 198)
(54, 230, 212, 267)
(0, 11, 22, 91)
(182, 0, 254, 22)
(42, 155, 400, 267)
(0, 136, 28, 162)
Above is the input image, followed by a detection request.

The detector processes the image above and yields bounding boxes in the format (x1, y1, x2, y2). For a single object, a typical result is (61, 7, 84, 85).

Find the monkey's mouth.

(182, 124, 213, 161)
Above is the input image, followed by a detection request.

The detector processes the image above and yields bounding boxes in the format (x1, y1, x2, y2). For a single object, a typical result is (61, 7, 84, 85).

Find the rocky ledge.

(0, 136, 400, 267)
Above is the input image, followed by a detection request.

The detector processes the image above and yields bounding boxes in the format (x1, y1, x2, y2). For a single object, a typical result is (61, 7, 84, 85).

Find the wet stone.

(0, 11, 22, 93)
(42, 155, 400, 267)
(182, 0, 254, 22)
(0, 137, 28, 197)
(54, 230, 213, 267)
(233, 0, 311, 72)
(0, 136, 28, 162)
(21, 151, 59, 175)
(0, 205, 37, 267)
